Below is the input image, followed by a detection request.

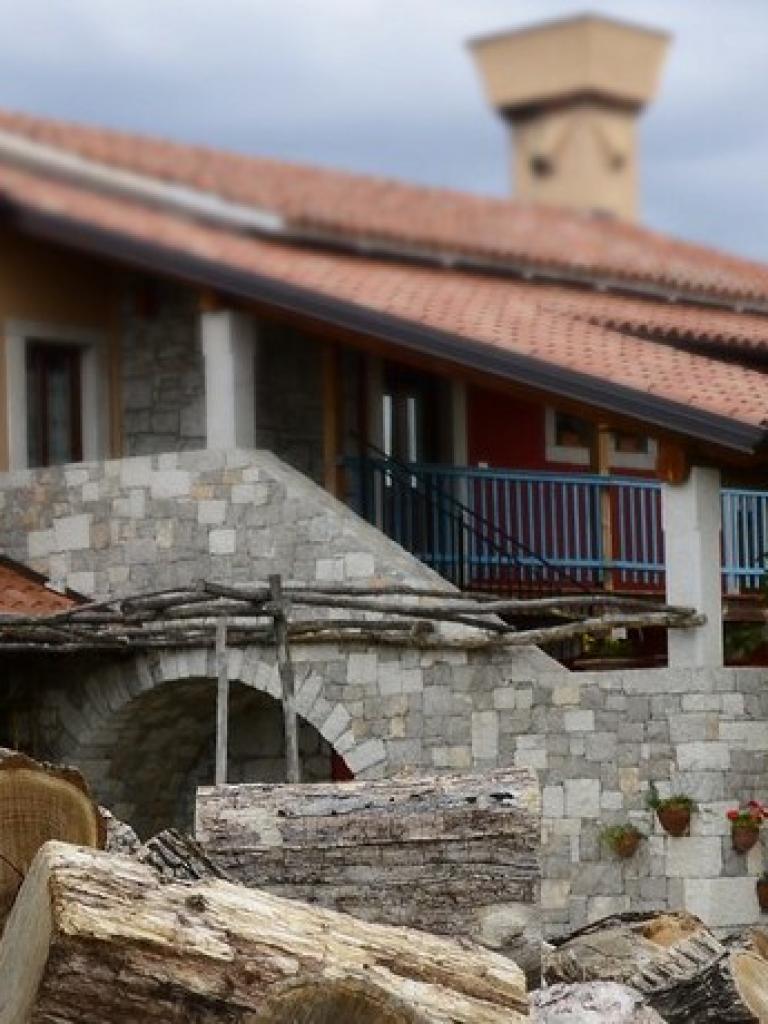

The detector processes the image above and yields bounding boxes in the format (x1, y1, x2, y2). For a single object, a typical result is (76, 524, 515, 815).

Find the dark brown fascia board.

(4, 199, 765, 456)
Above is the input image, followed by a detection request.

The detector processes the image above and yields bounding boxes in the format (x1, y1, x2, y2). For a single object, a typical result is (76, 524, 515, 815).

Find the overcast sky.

(0, 0, 766, 261)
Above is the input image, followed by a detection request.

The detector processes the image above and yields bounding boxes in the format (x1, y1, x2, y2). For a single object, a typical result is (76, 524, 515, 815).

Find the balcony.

(346, 456, 768, 599)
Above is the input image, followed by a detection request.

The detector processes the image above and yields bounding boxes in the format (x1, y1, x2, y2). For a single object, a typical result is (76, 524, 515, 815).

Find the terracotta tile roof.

(2, 109, 768, 304)
(2, 162, 768, 442)
(0, 558, 77, 616)
(497, 285, 768, 356)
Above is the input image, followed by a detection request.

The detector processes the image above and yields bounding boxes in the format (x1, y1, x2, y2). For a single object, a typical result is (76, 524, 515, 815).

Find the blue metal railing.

(346, 458, 768, 596)
(722, 488, 768, 592)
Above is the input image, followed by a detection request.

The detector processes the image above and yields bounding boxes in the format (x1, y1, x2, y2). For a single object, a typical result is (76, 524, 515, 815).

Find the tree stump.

(0, 842, 530, 1023)
(545, 911, 768, 1023)
(0, 749, 104, 935)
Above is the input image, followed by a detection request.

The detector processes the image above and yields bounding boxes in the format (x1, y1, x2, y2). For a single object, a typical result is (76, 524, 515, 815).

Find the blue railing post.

(344, 457, 768, 597)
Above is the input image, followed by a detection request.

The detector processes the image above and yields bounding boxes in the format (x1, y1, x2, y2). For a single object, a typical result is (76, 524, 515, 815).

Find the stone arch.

(58, 646, 388, 837)
(253, 976, 426, 1024)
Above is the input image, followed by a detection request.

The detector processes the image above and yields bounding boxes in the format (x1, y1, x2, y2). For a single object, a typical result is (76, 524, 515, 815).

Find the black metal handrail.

(345, 447, 592, 598)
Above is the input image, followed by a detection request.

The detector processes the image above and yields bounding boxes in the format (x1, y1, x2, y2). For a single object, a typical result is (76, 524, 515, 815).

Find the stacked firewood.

(1, 748, 767, 1021)
(0, 750, 531, 1022)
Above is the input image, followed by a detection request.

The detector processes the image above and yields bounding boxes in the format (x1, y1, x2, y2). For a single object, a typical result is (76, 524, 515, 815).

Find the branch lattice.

(0, 580, 704, 655)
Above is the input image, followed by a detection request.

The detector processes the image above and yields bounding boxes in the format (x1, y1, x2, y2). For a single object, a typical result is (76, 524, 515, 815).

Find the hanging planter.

(757, 875, 768, 913)
(647, 783, 696, 837)
(732, 824, 760, 854)
(726, 802, 765, 854)
(601, 824, 643, 860)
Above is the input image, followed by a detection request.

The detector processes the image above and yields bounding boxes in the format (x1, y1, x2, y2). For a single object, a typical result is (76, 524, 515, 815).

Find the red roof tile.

(2, 162, 767, 440)
(0, 560, 77, 616)
(2, 109, 768, 304)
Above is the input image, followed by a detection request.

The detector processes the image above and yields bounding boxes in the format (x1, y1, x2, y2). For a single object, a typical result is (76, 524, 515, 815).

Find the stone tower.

(469, 14, 669, 220)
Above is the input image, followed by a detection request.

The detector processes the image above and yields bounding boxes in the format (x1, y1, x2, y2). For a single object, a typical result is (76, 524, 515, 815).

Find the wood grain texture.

(196, 769, 541, 976)
(0, 842, 529, 1023)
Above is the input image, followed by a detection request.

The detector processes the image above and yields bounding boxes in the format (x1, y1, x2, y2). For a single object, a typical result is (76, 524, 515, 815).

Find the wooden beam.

(269, 574, 300, 784)
(214, 618, 228, 786)
(596, 424, 614, 592)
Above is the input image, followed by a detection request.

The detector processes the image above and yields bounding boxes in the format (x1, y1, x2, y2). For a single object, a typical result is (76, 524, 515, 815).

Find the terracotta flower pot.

(732, 824, 760, 853)
(612, 831, 641, 859)
(757, 880, 768, 913)
(657, 804, 691, 837)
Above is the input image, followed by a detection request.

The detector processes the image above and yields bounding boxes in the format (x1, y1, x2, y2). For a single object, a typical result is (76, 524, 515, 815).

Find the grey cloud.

(0, 0, 765, 258)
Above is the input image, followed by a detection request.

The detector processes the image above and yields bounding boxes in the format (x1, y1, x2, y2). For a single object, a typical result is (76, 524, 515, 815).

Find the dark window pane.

(555, 413, 594, 450)
(25, 342, 82, 467)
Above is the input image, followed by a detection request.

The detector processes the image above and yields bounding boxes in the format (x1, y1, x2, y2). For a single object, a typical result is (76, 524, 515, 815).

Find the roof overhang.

(2, 196, 765, 457)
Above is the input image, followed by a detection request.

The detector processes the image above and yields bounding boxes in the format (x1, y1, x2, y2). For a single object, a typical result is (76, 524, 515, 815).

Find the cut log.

(532, 982, 665, 1022)
(545, 911, 768, 1023)
(0, 749, 104, 934)
(648, 948, 768, 1023)
(0, 841, 530, 1023)
(197, 769, 541, 980)
(545, 911, 719, 989)
(136, 828, 232, 882)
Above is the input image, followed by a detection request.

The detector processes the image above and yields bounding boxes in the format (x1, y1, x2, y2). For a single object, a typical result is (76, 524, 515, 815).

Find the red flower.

(727, 810, 739, 821)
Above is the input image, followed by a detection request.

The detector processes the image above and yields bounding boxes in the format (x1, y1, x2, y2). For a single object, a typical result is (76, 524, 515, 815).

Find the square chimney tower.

(469, 14, 669, 220)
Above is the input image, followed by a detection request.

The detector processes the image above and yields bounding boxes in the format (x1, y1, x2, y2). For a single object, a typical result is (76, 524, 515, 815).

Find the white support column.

(662, 466, 723, 668)
(201, 311, 256, 449)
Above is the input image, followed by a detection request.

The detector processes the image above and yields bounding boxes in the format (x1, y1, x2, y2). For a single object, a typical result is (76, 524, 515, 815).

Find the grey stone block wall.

(0, 447, 461, 598)
(254, 321, 325, 484)
(119, 283, 359, 484)
(121, 280, 206, 455)
(532, 667, 768, 936)
(0, 447, 554, 834)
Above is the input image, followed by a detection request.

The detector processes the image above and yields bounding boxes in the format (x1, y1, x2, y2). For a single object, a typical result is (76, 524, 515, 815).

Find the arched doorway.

(79, 677, 347, 838)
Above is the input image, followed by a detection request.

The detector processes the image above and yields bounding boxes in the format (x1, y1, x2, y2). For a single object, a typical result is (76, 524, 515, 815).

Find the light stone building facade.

(0, 448, 766, 935)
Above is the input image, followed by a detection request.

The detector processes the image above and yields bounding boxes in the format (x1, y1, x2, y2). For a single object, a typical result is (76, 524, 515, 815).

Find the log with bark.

(136, 828, 232, 882)
(0, 841, 530, 1023)
(545, 911, 768, 1023)
(532, 981, 665, 1023)
(0, 748, 104, 935)
(196, 768, 541, 981)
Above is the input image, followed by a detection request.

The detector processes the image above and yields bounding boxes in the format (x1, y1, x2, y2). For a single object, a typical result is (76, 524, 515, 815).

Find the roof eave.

(3, 198, 765, 457)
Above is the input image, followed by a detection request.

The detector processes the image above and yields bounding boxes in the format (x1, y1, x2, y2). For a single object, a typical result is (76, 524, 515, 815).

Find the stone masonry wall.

(0, 448, 557, 833)
(530, 666, 768, 936)
(1, 451, 766, 933)
(121, 280, 206, 455)
(254, 321, 325, 484)
(0, 447, 456, 597)
(119, 283, 355, 484)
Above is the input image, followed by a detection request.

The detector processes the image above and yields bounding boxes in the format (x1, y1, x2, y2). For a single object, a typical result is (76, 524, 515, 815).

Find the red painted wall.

(468, 387, 544, 469)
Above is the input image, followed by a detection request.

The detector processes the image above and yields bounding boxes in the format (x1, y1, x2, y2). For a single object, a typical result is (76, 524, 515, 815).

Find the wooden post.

(269, 574, 301, 784)
(215, 618, 229, 786)
(323, 344, 342, 497)
(596, 424, 614, 591)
